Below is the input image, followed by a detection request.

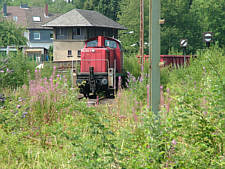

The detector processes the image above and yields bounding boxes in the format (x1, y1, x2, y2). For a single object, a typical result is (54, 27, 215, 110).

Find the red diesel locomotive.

(76, 36, 126, 97)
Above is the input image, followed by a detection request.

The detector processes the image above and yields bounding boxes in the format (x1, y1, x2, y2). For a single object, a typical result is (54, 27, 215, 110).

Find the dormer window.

(33, 16, 41, 22)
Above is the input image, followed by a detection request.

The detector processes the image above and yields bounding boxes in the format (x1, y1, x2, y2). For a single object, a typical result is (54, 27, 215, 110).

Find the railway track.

(78, 94, 115, 106)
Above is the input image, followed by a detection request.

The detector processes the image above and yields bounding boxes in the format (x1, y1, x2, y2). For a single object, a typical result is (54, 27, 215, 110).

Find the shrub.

(0, 52, 36, 89)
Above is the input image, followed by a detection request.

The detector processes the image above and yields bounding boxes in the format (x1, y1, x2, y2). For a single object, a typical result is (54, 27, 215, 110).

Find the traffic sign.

(180, 39, 188, 48)
(203, 32, 213, 42)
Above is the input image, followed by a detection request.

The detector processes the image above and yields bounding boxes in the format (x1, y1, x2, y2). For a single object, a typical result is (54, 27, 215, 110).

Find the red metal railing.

(137, 55, 194, 67)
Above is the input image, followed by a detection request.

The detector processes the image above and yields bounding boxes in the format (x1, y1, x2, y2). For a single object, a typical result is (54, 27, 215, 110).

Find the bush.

(0, 53, 36, 89)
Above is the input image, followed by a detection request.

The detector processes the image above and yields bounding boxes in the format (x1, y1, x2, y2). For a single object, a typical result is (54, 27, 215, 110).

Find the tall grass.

(1, 47, 225, 168)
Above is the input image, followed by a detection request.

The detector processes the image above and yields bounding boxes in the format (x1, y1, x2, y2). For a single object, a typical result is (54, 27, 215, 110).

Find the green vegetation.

(1, 0, 225, 54)
(1, 47, 225, 168)
(0, 53, 35, 89)
(1, 0, 225, 168)
(0, 20, 27, 47)
(118, 0, 225, 54)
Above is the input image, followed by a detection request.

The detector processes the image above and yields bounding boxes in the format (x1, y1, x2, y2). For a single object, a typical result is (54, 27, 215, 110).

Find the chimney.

(3, 3, 7, 17)
(45, 4, 48, 17)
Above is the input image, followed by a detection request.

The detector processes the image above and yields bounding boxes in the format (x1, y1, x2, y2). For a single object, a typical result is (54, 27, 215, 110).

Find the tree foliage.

(1, 0, 225, 54)
(0, 20, 27, 47)
(118, 0, 225, 54)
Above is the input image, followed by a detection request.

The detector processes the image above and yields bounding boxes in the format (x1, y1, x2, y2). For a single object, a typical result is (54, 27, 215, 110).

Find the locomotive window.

(87, 40, 98, 47)
(105, 40, 117, 48)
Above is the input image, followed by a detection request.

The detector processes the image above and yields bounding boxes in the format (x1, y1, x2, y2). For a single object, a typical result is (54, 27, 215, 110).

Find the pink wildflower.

(172, 139, 177, 145)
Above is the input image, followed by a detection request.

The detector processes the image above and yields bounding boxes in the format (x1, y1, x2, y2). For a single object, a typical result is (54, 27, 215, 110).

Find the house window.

(72, 28, 81, 39)
(34, 32, 40, 40)
(50, 33, 53, 40)
(56, 28, 68, 40)
(77, 50, 81, 57)
(33, 16, 41, 22)
(13, 16, 18, 22)
(68, 50, 72, 56)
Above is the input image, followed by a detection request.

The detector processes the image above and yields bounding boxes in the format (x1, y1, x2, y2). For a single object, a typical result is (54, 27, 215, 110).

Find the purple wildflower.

(18, 97, 23, 102)
(35, 69, 38, 73)
(125, 82, 129, 88)
(22, 112, 28, 118)
(147, 84, 150, 108)
(127, 72, 130, 78)
(17, 105, 21, 109)
(139, 76, 143, 82)
(0, 70, 4, 73)
(172, 139, 177, 145)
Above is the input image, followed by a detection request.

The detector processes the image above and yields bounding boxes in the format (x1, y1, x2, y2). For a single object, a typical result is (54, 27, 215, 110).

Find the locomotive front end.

(76, 36, 122, 97)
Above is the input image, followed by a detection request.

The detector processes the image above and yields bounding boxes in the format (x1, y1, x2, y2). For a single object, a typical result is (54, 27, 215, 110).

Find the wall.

(53, 41, 85, 61)
(52, 27, 119, 62)
(29, 29, 53, 43)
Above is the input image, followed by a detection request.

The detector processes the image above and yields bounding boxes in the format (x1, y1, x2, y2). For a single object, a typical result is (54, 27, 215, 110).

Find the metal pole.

(140, 0, 144, 71)
(71, 58, 74, 88)
(206, 42, 210, 48)
(149, 0, 152, 109)
(183, 47, 186, 66)
(150, 0, 160, 114)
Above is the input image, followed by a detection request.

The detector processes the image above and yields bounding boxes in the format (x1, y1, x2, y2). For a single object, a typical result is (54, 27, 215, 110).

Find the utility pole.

(150, 0, 160, 115)
(140, 0, 144, 71)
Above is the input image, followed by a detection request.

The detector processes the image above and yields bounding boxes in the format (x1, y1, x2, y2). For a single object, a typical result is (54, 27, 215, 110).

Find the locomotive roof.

(43, 9, 126, 30)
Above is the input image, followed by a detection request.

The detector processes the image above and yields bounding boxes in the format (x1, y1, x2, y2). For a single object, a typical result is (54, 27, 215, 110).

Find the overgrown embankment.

(0, 47, 225, 168)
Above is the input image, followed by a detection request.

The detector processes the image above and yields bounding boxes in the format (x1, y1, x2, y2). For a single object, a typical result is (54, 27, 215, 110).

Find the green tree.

(83, 0, 121, 20)
(118, 0, 149, 54)
(161, 0, 203, 54)
(0, 20, 27, 47)
(192, 0, 225, 48)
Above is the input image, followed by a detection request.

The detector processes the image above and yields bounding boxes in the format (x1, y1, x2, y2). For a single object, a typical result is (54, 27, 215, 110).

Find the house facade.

(1, 4, 59, 61)
(43, 9, 126, 62)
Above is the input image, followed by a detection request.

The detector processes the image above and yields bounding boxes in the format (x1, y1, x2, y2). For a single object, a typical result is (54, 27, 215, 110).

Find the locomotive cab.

(76, 36, 125, 97)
